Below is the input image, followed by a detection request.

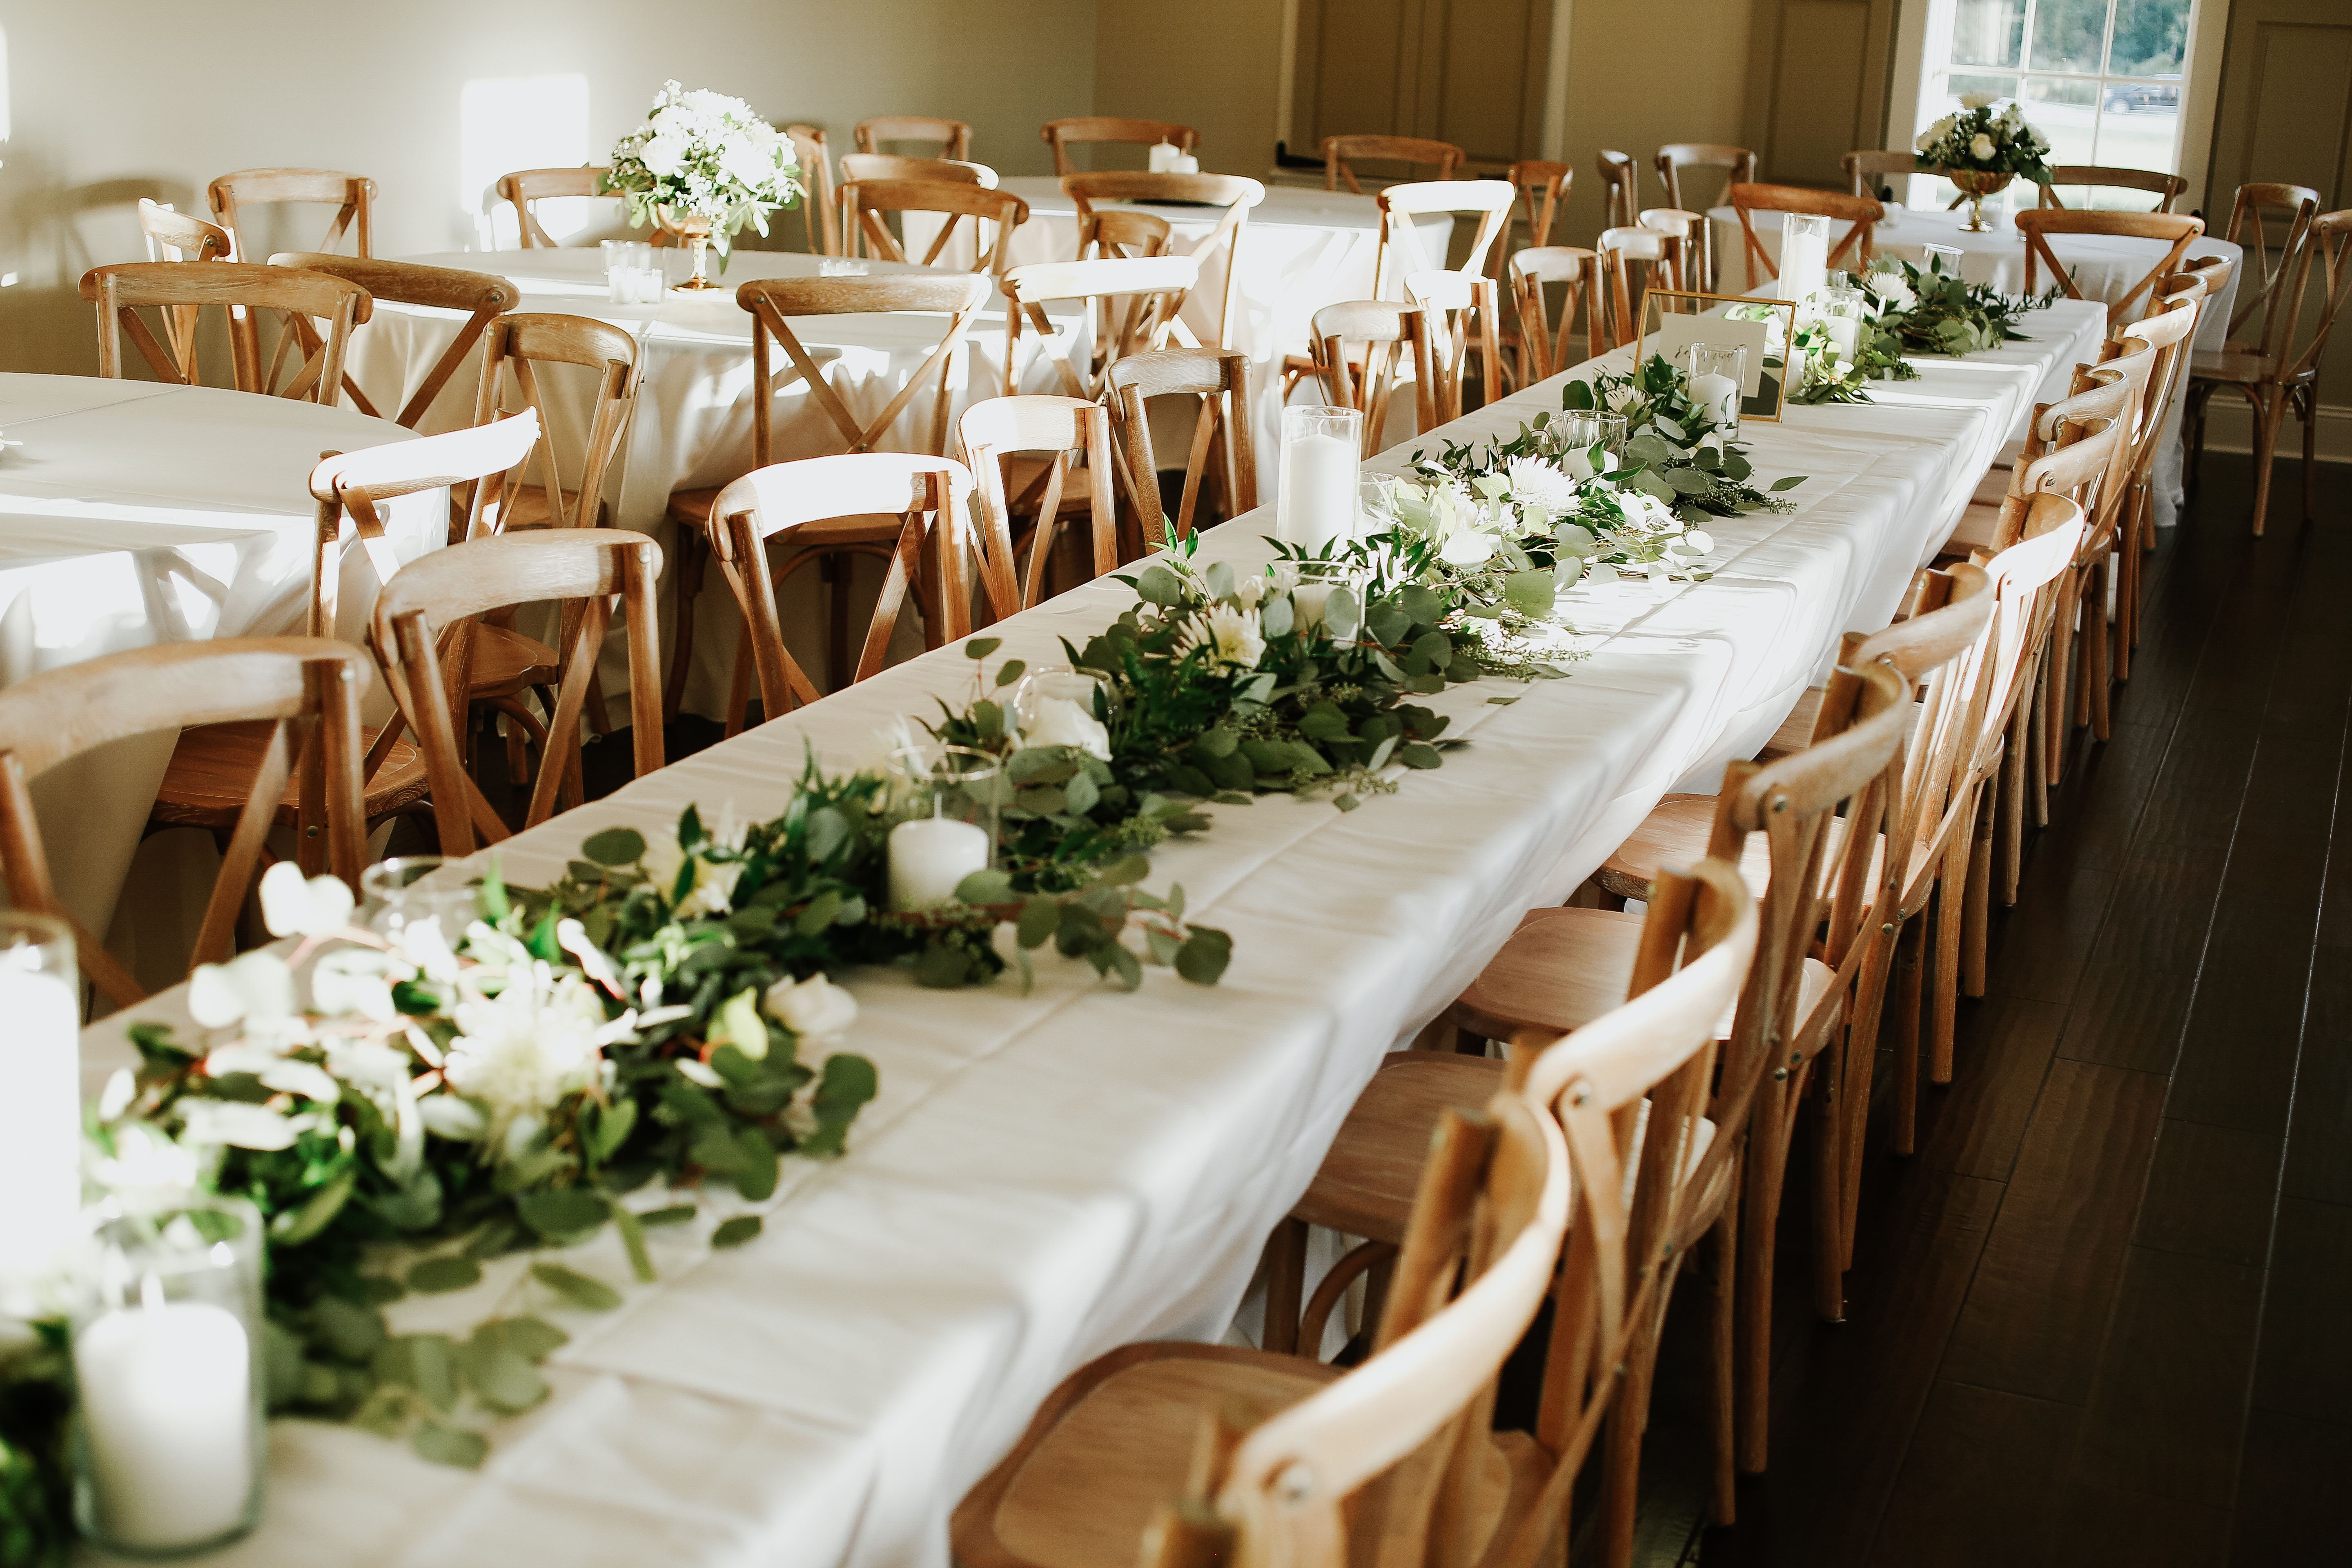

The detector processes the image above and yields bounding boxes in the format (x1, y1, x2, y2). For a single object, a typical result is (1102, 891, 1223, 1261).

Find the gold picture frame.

(1634, 287, 1799, 423)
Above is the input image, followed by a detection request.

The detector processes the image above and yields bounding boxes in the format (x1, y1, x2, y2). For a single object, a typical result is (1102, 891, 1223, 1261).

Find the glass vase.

(883, 744, 1004, 913)
(1276, 405, 1363, 554)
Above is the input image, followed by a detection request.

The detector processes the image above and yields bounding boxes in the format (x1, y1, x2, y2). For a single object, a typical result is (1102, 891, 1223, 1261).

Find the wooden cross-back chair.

(784, 125, 840, 256)
(854, 116, 972, 160)
(840, 178, 1029, 279)
(1597, 149, 1639, 231)
(1042, 117, 1198, 176)
(270, 253, 520, 429)
(1595, 226, 1685, 353)
(494, 167, 617, 249)
(2013, 207, 2202, 323)
(2202, 182, 2320, 352)
(2192, 200, 2349, 534)
(663, 272, 989, 716)
(2036, 165, 2189, 213)
(372, 529, 664, 855)
(79, 261, 369, 405)
(1062, 173, 1265, 350)
(1842, 150, 1918, 201)
(2114, 282, 2209, 656)
(1728, 184, 1882, 291)
(1373, 179, 1513, 298)
(207, 168, 376, 261)
(839, 154, 996, 187)
(1405, 269, 1500, 422)
(1506, 160, 1572, 252)
(1638, 206, 1711, 291)
(1075, 206, 1171, 265)
(704, 454, 976, 731)
(960, 396, 1119, 621)
(2056, 350, 2160, 748)
(1510, 246, 1604, 383)
(1656, 145, 1753, 287)
(1107, 348, 1257, 552)
(1002, 255, 1199, 406)
(1308, 300, 1436, 457)
(956, 1068, 1570, 1568)
(0, 639, 372, 1008)
(133, 200, 233, 383)
(1321, 134, 1464, 195)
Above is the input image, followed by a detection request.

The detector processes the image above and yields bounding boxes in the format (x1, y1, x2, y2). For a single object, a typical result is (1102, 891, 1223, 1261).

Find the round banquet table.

(79, 300, 2113, 1568)
(1706, 201, 2240, 527)
(0, 375, 438, 972)
(347, 248, 1089, 719)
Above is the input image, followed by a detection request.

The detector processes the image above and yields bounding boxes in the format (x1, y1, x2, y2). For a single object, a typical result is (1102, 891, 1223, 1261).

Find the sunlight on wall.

(459, 75, 590, 248)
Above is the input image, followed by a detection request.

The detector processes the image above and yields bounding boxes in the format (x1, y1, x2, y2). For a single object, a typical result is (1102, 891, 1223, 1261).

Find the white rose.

(721, 139, 777, 194)
(762, 973, 860, 1044)
(1960, 90, 2000, 111)
(641, 132, 687, 178)
(1019, 695, 1112, 760)
(1970, 133, 1996, 162)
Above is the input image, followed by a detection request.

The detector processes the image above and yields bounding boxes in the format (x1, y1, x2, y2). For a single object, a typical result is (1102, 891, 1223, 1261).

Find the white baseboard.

(2194, 399, 2352, 463)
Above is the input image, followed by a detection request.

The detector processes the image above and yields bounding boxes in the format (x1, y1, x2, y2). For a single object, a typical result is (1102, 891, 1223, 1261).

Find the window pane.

(1943, 71, 2021, 110)
(2095, 90, 2182, 176)
(2029, 0, 2109, 74)
(1949, 0, 2025, 69)
(2111, 0, 2191, 76)
(2022, 76, 2100, 168)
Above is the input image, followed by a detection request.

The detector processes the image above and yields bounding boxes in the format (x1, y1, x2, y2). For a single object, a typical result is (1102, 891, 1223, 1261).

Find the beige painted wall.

(0, 0, 1096, 375)
(1092, 0, 1287, 176)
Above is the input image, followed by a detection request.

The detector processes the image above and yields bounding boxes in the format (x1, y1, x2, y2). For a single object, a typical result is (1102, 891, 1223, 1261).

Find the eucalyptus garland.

(1865, 255, 2058, 357)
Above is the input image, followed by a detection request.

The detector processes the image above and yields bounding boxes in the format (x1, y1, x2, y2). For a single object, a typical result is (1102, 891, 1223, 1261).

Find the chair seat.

(1942, 499, 2002, 555)
(1597, 794, 1880, 907)
(1757, 688, 1824, 763)
(1296, 1051, 1508, 1241)
(1969, 464, 2011, 508)
(470, 622, 559, 699)
(153, 719, 428, 828)
(490, 483, 595, 532)
(951, 1340, 1537, 1568)
(666, 486, 905, 545)
(2188, 348, 2277, 385)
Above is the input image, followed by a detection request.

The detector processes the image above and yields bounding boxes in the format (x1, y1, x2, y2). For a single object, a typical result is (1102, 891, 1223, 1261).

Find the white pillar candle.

(1690, 372, 1740, 431)
(888, 815, 990, 911)
(1822, 313, 1861, 361)
(1149, 142, 1180, 174)
(0, 969, 82, 1292)
(1291, 581, 1335, 632)
(1780, 228, 1829, 305)
(1277, 433, 1359, 551)
(76, 1296, 255, 1550)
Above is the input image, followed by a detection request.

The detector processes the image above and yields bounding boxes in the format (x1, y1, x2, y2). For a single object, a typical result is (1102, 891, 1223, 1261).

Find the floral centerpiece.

(1915, 92, 2055, 231)
(598, 81, 801, 288)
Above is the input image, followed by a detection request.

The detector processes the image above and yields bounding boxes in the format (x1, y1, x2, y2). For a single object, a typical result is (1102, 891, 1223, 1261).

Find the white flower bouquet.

(1915, 92, 2055, 184)
(599, 80, 800, 254)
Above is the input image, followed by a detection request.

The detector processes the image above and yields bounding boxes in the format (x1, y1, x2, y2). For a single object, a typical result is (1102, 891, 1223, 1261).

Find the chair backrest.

(1107, 347, 1257, 550)
(1507, 159, 1572, 253)
(1374, 179, 1514, 297)
(2013, 208, 2202, 322)
(855, 116, 972, 160)
(2068, 340, 2159, 539)
(1594, 226, 1685, 353)
(2213, 182, 2320, 353)
(738, 272, 992, 460)
(494, 167, 616, 248)
(1842, 150, 1916, 200)
(1002, 255, 1201, 401)
(959, 395, 1119, 619)
(1321, 134, 1465, 195)
(1485, 859, 1757, 1567)
(708, 454, 976, 713)
(1968, 498, 2087, 784)
(784, 125, 839, 257)
(372, 530, 664, 853)
(1596, 149, 1639, 231)
(1308, 300, 1435, 457)
(1076, 206, 1172, 264)
(79, 260, 370, 405)
(1639, 205, 1712, 291)
(2121, 282, 2207, 483)
(1043, 117, 1198, 176)
(270, 252, 521, 428)
(1062, 172, 1265, 350)
(2037, 165, 2189, 213)
(840, 154, 997, 187)
(208, 168, 376, 260)
(1728, 183, 1882, 290)
(134, 201, 234, 382)
(2283, 209, 2352, 390)
(1982, 399, 2126, 555)
(0, 638, 372, 1006)
(1655, 143, 1755, 215)
(467, 313, 639, 535)
(1405, 269, 1500, 423)
(1200, 1087, 1568, 1568)
(1509, 246, 1604, 382)
(840, 177, 1029, 278)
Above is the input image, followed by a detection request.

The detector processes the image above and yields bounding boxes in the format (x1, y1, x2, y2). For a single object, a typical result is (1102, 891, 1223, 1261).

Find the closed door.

(1744, 0, 1900, 188)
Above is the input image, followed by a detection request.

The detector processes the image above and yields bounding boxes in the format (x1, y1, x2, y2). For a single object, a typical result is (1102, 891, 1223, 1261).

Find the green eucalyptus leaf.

(530, 1263, 622, 1312)
(581, 827, 646, 866)
(993, 658, 1026, 688)
(517, 1188, 608, 1241)
(406, 1256, 482, 1295)
(712, 1216, 763, 1249)
(412, 1421, 489, 1469)
(963, 637, 1002, 660)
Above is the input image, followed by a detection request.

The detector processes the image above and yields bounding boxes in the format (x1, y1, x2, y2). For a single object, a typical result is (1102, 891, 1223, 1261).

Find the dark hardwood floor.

(1630, 450, 2352, 1566)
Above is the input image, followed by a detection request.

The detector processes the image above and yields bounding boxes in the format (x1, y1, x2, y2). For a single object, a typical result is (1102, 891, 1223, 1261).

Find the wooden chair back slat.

(1655, 144, 1755, 213)
(2209, 182, 2319, 352)
(1595, 226, 1685, 353)
(1842, 150, 1917, 200)
(1509, 246, 1603, 381)
(959, 395, 1120, 620)
(1002, 256, 1200, 405)
(1107, 348, 1257, 551)
(134, 200, 233, 380)
(1308, 300, 1435, 457)
(271, 252, 520, 427)
(1596, 150, 1639, 231)
(784, 125, 839, 257)
(494, 167, 616, 248)
(1042, 117, 1198, 176)
(1062, 173, 1265, 350)
(208, 167, 376, 261)
(738, 273, 992, 462)
(1728, 183, 1882, 290)
(2013, 208, 2202, 323)
(1506, 159, 1572, 254)
(855, 116, 972, 160)
(1639, 205, 1711, 291)
(1320, 135, 1465, 196)
(839, 177, 1029, 277)
(2036, 165, 2189, 213)
(840, 154, 997, 187)
(1373, 180, 1514, 298)
(80, 260, 370, 405)
(468, 312, 639, 536)
(2285, 209, 2352, 385)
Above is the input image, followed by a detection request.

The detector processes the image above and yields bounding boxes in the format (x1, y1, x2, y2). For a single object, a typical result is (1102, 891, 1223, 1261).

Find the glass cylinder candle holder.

(1009, 666, 1120, 758)
(1779, 213, 1831, 304)
(884, 743, 1004, 912)
(1679, 343, 1746, 440)
(1357, 473, 1402, 538)
(0, 912, 80, 1310)
(1276, 405, 1362, 553)
(1818, 284, 1868, 362)
(362, 856, 479, 944)
(1545, 411, 1628, 468)
(72, 1193, 267, 1559)
(1922, 243, 1964, 282)
(1288, 556, 1361, 640)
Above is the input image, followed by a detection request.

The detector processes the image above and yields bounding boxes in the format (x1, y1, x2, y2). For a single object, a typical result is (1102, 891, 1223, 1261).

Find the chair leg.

(664, 528, 704, 725)
(1259, 1217, 1306, 1356)
(2071, 570, 2095, 731)
(2301, 387, 2319, 524)
(1930, 832, 1971, 1087)
(2044, 578, 2074, 785)
(2087, 556, 2113, 742)
(1811, 1052, 1846, 1322)
(2001, 697, 2027, 908)
(1736, 1093, 1789, 1474)
(2027, 654, 2051, 832)
(722, 633, 756, 738)
(1706, 1167, 1741, 1528)
(1963, 813, 1993, 1000)
(2250, 385, 2283, 537)
(1841, 927, 1894, 1267)
(1891, 913, 1926, 1156)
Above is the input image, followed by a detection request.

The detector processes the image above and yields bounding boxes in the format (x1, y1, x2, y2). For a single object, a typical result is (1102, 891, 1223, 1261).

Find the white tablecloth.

(1707, 202, 2238, 526)
(349, 250, 1087, 717)
(0, 376, 435, 956)
(76, 300, 2108, 1568)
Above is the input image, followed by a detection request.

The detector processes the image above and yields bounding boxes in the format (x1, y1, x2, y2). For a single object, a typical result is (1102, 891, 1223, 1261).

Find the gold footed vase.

(656, 209, 722, 291)
(1947, 169, 2014, 234)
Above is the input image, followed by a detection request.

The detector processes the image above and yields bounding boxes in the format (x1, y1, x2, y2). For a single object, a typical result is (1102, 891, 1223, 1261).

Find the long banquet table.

(78, 298, 2108, 1568)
